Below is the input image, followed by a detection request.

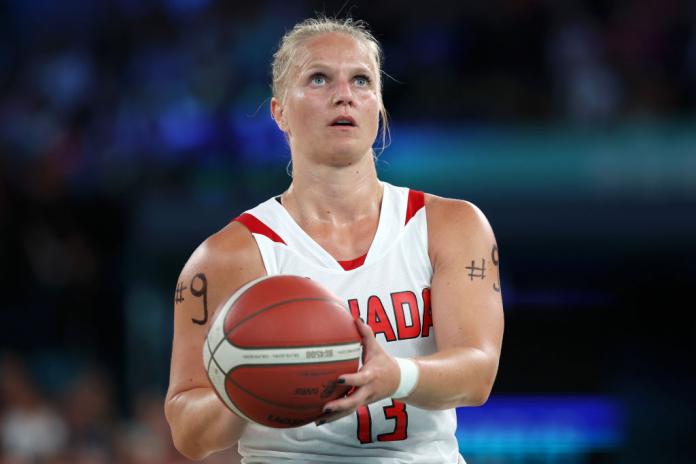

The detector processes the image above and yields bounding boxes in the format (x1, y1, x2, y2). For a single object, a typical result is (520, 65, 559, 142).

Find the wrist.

(392, 357, 420, 399)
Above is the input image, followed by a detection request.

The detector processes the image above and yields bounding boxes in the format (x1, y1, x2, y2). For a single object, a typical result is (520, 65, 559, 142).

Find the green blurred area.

(379, 119, 696, 199)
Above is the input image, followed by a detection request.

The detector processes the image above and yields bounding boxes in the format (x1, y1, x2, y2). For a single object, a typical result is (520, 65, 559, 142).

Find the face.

(271, 33, 381, 167)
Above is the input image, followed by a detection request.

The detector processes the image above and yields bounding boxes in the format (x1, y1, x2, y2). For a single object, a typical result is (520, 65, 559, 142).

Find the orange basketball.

(204, 275, 362, 428)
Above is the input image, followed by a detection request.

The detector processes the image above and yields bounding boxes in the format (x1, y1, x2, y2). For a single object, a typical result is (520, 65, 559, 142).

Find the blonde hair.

(271, 16, 390, 155)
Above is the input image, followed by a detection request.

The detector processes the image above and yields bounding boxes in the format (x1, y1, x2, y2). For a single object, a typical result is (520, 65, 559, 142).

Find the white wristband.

(393, 357, 420, 399)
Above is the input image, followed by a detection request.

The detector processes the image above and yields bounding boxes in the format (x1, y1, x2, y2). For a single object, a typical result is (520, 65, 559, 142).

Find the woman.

(165, 16, 504, 463)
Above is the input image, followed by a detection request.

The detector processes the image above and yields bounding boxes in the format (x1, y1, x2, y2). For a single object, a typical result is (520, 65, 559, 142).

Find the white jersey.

(233, 182, 462, 464)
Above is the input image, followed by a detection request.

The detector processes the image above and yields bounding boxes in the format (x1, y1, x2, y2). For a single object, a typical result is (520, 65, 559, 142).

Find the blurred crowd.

(2, 0, 696, 462)
(2, 0, 696, 196)
(0, 353, 242, 464)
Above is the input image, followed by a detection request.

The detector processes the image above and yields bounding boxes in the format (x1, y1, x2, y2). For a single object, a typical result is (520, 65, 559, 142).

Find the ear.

(271, 97, 289, 133)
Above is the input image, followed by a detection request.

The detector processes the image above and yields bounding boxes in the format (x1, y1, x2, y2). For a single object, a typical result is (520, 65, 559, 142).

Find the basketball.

(203, 275, 362, 428)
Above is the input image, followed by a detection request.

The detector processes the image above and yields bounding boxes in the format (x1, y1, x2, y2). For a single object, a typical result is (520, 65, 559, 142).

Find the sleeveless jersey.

(233, 182, 463, 464)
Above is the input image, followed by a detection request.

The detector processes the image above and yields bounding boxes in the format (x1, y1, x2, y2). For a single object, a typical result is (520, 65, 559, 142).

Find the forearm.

(407, 346, 499, 410)
(165, 387, 247, 460)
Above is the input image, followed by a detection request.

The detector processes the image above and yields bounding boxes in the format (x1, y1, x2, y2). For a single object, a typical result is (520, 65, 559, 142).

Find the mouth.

(329, 116, 357, 127)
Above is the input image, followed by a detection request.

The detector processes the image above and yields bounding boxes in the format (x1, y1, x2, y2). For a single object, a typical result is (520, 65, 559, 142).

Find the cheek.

(365, 95, 381, 129)
(285, 92, 319, 132)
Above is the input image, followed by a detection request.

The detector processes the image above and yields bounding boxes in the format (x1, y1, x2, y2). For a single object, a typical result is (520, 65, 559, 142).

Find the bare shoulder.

(175, 220, 265, 329)
(182, 221, 264, 280)
(424, 194, 494, 240)
(424, 194, 497, 265)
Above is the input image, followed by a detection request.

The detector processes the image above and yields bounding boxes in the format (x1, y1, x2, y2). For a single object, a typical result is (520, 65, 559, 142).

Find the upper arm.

(426, 195, 504, 360)
(166, 221, 266, 402)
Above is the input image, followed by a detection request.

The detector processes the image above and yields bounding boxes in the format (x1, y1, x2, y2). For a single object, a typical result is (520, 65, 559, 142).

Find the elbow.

(434, 386, 490, 410)
(173, 438, 208, 461)
(463, 357, 499, 407)
(165, 398, 209, 461)
(467, 386, 491, 407)
(170, 429, 208, 461)
(164, 387, 244, 459)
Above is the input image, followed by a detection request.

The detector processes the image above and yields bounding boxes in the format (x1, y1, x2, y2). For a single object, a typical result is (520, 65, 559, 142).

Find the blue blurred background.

(1, 0, 695, 463)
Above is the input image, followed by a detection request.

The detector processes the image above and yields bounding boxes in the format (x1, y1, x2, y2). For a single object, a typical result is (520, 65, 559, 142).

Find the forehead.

(295, 32, 377, 72)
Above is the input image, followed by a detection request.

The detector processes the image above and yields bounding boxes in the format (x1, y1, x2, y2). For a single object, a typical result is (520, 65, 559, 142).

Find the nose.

(332, 79, 354, 106)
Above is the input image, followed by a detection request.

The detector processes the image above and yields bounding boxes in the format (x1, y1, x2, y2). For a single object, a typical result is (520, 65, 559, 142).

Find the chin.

(327, 146, 372, 167)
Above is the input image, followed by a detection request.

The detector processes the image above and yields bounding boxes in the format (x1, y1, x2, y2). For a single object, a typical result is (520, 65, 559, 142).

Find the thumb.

(355, 317, 375, 342)
(355, 318, 380, 362)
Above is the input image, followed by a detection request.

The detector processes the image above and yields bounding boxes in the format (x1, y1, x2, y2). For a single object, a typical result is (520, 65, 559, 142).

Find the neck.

(282, 151, 382, 226)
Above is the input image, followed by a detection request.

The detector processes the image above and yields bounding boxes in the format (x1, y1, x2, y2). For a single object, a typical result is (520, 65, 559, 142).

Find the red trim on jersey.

(404, 189, 425, 225)
(234, 213, 286, 245)
(338, 253, 367, 271)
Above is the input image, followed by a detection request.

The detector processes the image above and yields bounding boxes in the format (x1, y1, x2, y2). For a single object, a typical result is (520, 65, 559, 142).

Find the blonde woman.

(165, 16, 504, 464)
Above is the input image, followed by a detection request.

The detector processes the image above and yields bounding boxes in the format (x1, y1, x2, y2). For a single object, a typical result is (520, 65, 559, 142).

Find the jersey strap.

(404, 189, 425, 225)
(234, 213, 287, 245)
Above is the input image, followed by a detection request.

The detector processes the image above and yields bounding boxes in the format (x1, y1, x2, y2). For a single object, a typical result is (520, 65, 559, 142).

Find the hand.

(316, 318, 400, 425)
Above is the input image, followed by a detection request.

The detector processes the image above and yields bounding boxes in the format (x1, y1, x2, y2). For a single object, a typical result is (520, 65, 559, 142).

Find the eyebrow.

(303, 62, 374, 76)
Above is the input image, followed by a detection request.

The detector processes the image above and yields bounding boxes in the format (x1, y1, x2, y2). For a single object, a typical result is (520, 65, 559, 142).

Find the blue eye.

(355, 75, 370, 87)
(311, 74, 326, 85)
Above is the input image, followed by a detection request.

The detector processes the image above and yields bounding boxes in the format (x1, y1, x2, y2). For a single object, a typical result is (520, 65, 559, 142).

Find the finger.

(355, 318, 375, 340)
(337, 370, 370, 388)
(355, 320, 379, 363)
(320, 396, 363, 423)
(315, 407, 354, 426)
(321, 386, 371, 414)
(317, 391, 366, 424)
(313, 408, 333, 425)
(322, 394, 359, 414)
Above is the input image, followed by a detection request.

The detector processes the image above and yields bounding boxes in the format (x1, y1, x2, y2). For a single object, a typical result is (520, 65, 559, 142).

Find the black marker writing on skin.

(466, 259, 486, 281)
(491, 245, 501, 292)
(190, 273, 208, 325)
(175, 281, 187, 304)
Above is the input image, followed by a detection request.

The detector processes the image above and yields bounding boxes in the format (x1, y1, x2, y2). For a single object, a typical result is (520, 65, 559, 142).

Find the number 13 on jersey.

(356, 400, 408, 443)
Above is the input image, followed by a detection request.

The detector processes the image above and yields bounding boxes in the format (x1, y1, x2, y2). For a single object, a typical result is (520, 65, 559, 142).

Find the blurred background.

(1, 0, 695, 463)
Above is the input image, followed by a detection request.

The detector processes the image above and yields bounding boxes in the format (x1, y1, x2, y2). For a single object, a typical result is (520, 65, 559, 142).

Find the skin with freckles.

(271, 32, 386, 263)
(271, 32, 381, 168)
(165, 26, 504, 461)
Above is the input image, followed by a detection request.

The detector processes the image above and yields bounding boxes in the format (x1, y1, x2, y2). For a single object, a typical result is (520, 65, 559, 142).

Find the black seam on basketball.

(206, 335, 215, 374)
(226, 357, 359, 372)
(211, 298, 349, 355)
(203, 277, 263, 362)
(209, 345, 360, 376)
(225, 297, 344, 335)
(206, 354, 252, 422)
(226, 368, 344, 411)
(224, 340, 362, 351)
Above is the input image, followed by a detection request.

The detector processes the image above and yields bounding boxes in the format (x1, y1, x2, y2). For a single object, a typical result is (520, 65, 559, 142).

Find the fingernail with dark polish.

(323, 408, 333, 414)
(337, 378, 345, 384)
(316, 420, 326, 426)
